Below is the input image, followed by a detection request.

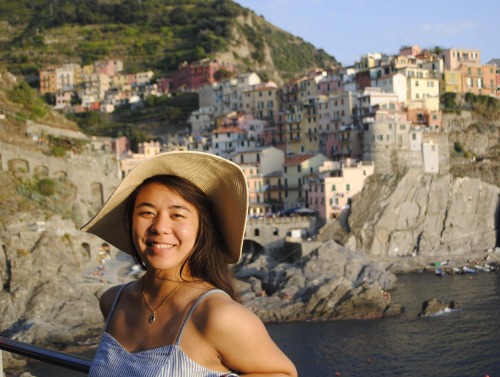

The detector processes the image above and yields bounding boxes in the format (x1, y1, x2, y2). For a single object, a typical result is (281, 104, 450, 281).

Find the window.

(346, 184, 351, 192)
(273, 228, 279, 236)
(297, 165, 301, 173)
(332, 184, 336, 191)
(254, 229, 260, 236)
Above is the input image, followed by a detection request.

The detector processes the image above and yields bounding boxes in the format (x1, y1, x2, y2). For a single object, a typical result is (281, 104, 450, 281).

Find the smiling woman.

(81, 151, 297, 377)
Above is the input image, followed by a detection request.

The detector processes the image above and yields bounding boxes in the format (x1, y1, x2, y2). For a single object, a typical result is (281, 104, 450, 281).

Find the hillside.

(0, 0, 338, 85)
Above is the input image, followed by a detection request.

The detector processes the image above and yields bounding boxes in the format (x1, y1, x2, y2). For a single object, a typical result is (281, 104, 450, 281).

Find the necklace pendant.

(149, 312, 156, 323)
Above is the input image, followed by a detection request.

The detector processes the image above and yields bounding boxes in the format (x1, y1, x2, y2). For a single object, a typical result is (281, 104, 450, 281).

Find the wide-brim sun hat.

(81, 151, 248, 264)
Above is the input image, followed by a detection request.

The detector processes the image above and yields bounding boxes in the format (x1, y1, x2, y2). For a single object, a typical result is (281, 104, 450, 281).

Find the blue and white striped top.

(89, 285, 238, 377)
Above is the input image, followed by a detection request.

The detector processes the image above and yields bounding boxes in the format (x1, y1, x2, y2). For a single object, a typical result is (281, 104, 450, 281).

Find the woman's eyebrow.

(135, 202, 155, 210)
(169, 204, 192, 212)
(135, 202, 192, 212)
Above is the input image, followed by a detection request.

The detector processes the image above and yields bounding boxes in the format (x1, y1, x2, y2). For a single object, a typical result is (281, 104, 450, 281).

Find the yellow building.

(442, 70, 462, 93)
(241, 82, 281, 120)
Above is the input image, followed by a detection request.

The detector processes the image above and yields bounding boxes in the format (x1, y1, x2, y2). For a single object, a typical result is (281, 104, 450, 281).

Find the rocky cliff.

(347, 169, 499, 258)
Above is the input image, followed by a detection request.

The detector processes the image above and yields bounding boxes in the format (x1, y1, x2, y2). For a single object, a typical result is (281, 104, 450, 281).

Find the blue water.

(25, 272, 500, 377)
(267, 272, 500, 377)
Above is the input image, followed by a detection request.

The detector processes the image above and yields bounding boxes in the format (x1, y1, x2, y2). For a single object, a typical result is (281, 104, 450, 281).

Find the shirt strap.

(104, 282, 133, 331)
(174, 289, 227, 345)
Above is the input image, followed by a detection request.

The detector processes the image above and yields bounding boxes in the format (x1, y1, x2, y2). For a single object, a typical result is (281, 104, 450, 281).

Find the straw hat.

(81, 151, 248, 264)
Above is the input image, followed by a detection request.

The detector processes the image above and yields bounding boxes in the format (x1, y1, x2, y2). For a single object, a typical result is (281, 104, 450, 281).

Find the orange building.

(460, 64, 496, 96)
(39, 66, 58, 95)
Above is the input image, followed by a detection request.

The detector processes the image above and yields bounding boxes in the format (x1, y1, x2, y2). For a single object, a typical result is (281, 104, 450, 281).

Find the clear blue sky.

(235, 0, 498, 67)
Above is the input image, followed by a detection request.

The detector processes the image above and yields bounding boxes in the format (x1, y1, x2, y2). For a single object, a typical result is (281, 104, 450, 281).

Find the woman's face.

(132, 181, 199, 273)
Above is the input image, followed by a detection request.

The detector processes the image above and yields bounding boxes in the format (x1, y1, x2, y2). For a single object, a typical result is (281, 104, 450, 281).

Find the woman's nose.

(150, 213, 171, 234)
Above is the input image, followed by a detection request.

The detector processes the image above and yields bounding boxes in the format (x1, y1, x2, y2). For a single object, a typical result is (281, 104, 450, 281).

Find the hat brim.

(81, 151, 248, 264)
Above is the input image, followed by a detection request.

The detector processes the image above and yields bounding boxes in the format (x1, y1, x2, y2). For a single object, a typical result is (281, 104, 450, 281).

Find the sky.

(235, 0, 498, 67)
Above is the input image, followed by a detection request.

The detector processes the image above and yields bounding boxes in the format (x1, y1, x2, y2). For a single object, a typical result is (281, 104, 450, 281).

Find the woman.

(82, 151, 297, 377)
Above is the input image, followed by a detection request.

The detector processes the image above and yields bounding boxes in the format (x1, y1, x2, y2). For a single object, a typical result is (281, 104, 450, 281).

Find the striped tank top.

(89, 284, 238, 377)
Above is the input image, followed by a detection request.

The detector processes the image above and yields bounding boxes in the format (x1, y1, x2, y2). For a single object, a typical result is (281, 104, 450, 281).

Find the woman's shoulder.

(99, 281, 136, 318)
(193, 289, 263, 333)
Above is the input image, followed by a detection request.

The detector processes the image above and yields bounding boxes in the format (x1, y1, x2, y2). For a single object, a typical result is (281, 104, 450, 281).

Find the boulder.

(417, 298, 461, 317)
(236, 241, 402, 321)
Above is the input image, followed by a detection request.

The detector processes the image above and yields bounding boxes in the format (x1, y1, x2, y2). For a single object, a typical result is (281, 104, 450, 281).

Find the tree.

(214, 68, 232, 81)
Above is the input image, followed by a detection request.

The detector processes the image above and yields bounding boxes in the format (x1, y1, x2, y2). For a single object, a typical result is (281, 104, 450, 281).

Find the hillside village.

(33, 45, 500, 224)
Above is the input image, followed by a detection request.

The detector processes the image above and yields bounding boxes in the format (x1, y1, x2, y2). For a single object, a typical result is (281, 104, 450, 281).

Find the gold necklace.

(141, 277, 183, 324)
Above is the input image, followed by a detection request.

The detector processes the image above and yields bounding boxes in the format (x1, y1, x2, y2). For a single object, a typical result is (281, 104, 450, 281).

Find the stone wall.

(371, 130, 450, 176)
(0, 141, 120, 222)
(245, 216, 316, 249)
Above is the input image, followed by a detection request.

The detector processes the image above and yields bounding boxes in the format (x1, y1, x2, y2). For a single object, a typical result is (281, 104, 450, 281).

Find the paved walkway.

(83, 252, 138, 284)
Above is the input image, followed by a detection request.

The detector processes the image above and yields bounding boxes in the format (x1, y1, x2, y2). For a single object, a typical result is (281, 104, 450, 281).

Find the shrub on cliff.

(38, 178, 56, 196)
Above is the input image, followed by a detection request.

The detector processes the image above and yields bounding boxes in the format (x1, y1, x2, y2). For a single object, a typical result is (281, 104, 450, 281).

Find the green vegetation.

(441, 92, 500, 120)
(0, 0, 337, 82)
(38, 178, 56, 196)
(453, 142, 463, 154)
(50, 145, 66, 157)
(261, 24, 337, 80)
(464, 93, 500, 121)
(66, 93, 198, 150)
(440, 92, 461, 115)
(7, 81, 48, 120)
(15, 176, 77, 219)
(0, 0, 241, 74)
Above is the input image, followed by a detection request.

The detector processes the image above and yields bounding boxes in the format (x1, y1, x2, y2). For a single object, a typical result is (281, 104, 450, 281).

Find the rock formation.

(235, 240, 402, 322)
(346, 169, 499, 259)
(417, 298, 461, 317)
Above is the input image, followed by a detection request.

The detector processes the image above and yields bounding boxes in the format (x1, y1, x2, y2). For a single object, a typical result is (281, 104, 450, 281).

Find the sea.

(25, 271, 500, 377)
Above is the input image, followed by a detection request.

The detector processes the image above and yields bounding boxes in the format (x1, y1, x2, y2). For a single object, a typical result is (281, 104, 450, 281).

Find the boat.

(435, 268, 446, 276)
(475, 265, 490, 272)
(462, 266, 478, 274)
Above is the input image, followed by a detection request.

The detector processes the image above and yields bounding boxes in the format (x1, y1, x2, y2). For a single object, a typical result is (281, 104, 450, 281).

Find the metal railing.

(0, 336, 92, 374)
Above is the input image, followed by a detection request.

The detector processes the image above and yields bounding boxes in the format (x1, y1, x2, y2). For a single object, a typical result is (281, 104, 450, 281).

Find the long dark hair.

(124, 175, 241, 301)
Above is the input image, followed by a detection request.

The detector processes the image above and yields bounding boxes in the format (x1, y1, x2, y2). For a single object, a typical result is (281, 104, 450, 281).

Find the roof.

(284, 153, 316, 166)
(212, 126, 245, 134)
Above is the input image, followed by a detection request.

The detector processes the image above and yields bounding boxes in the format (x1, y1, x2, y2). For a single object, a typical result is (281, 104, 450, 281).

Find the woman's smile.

(132, 182, 199, 272)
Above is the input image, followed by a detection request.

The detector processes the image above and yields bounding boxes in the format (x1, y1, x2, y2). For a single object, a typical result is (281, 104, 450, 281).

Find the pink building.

(399, 45, 422, 57)
(172, 59, 234, 91)
(262, 111, 287, 151)
(157, 77, 173, 94)
(441, 48, 481, 70)
(113, 136, 131, 156)
(323, 131, 338, 160)
(317, 72, 344, 95)
(94, 59, 123, 77)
